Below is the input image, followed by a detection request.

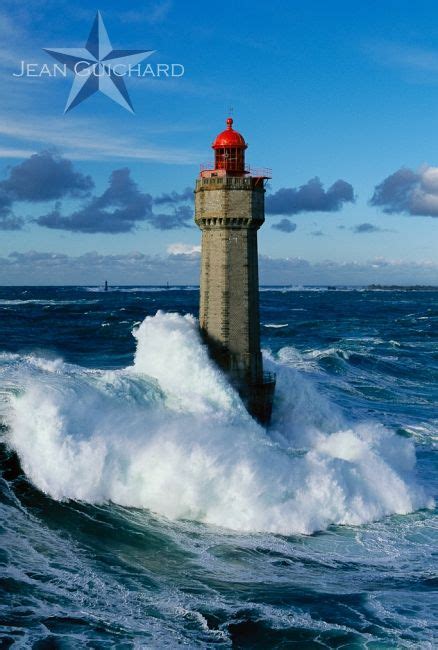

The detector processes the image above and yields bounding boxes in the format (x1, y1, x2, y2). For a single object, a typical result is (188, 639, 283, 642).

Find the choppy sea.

(0, 286, 436, 648)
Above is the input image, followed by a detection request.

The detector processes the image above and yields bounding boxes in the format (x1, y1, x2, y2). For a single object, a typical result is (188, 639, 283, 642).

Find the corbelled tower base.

(194, 118, 275, 425)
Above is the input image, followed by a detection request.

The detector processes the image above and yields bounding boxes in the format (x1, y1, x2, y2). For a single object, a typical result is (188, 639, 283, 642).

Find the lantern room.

(212, 117, 247, 174)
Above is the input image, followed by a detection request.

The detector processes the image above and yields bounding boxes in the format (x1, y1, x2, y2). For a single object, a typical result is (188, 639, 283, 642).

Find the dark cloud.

(271, 218, 297, 233)
(36, 168, 153, 233)
(153, 187, 193, 205)
(370, 166, 438, 217)
(310, 230, 325, 237)
(36, 169, 193, 233)
(0, 152, 358, 234)
(0, 151, 94, 230)
(370, 168, 417, 214)
(149, 205, 193, 230)
(353, 222, 383, 233)
(266, 177, 355, 215)
(0, 151, 94, 202)
(0, 190, 13, 215)
(0, 213, 24, 230)
(0, 152, 194, 233)
(0, 190, 22, 230)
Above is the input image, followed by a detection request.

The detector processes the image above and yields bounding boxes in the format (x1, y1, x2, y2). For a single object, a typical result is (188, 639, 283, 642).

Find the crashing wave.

(3, 311, 433, 535)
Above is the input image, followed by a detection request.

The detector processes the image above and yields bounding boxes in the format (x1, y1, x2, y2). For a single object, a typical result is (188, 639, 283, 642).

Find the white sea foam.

(0, 299, 98, 306)
(4, 311, 433, 535)
(84, 286, 197, 293)
(259, 286, 329, 292)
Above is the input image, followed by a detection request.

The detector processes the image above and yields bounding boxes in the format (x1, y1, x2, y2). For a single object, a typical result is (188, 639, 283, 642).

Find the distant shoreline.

(0, 284, 437, 291)
(363, 284, 438, 291)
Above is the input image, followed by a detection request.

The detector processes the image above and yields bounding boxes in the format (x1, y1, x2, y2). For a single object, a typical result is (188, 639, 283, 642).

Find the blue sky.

(0, 0, 437, 284)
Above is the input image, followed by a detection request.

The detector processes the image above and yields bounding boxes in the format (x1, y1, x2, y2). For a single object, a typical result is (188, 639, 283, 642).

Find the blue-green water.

(0, 286, 436, 648)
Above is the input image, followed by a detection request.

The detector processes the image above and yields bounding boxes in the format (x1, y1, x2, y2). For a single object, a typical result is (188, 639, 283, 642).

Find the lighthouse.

(194, 117, 276, 424)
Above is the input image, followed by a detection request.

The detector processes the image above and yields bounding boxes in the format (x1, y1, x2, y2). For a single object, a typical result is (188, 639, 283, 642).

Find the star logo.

(44, 11, 155, 114)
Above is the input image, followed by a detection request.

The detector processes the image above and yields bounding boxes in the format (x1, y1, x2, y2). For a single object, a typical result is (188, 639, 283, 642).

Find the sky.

(0, 0, 437, 285)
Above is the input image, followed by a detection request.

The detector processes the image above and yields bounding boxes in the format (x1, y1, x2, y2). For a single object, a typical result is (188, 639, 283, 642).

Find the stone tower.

(194, 117, 275, 424)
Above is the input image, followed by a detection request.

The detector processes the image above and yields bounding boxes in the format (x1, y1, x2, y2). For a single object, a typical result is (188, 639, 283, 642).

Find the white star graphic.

(44, 11, 155, 113)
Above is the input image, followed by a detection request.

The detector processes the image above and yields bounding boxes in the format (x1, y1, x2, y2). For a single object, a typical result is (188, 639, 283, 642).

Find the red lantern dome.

(212, 118, 247, 150)
(212, 117, 247, 174)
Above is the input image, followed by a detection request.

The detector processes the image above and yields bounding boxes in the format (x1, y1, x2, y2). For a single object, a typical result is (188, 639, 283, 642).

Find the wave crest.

(5, 311, 433, 534)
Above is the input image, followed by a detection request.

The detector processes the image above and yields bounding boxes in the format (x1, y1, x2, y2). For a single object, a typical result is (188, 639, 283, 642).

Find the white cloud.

(0, 147, 37, 158)
(119, 1, 173, 25)
(371, 164, 438, 216)
(0, 115, 202, 164)
(367, 41, 438, 74)
(167, 243, 201, 256)
(1, 250, 436, 286)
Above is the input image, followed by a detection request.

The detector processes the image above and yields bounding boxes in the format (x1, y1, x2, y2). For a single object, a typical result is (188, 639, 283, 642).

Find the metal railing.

(199, 163, 271, 178)
(200, 161, 250, 173)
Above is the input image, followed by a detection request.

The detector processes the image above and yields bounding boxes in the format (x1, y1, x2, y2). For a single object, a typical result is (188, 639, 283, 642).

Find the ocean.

(0, 286, 436, 648)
